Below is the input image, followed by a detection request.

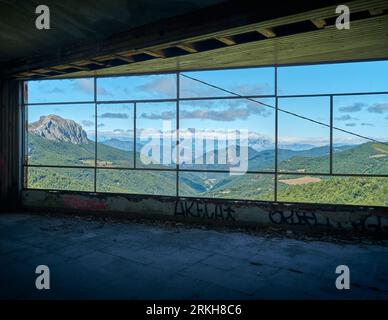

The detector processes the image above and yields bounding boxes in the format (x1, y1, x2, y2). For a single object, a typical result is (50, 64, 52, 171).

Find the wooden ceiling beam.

(87, 59, 106, 66)
(369, 8, 384, 15)
(66, 64, 89, 71)
(143, 49, 166, 58)
(111, 54, 135, 63)
(46, 68, 67, 74)
(25, 71, 50, 77)
(175, 43, 198, 53)
(215, 36, 236, 45)
(257, 28, 276, 38)
(31, 67, 66, 75)
(311, 18, 327, 29)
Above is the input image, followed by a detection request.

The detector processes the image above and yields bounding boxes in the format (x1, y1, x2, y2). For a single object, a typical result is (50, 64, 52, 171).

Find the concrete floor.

(0, 213, 387, 300)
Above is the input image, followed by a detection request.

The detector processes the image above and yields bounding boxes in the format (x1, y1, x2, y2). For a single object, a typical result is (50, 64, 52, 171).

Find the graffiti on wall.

(175, 199, 236, 221)
(62, 195, 105, 211)
(268, 209, 388, 233)
(268, 209, 338, 228)
(351, 215, 388, 233)
(174, 201, 388, 234)
(23, 190, 388, 234)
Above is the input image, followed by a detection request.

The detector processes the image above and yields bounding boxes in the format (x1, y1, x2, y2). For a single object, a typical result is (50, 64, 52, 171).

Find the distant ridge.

(29, 115, 89, 144)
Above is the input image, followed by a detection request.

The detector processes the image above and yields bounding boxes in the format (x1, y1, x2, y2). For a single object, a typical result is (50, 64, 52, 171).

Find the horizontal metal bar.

(27, 164, 96, 169)
(26, 164, 176, 171)
(25, 164, 273, 175)
(277, 171, 388, 178)
(179, 168, 274, 174)
(99, 166, 177, 172)
(24, 165, 388, 177)
(26, 165, 272, 174)
(24, 91, 388, 107)
(97, 94, 277, 104)
(277, 91, 388, 98)
(24, 95, 275, 106)
(179, 95, 276, 101)
(25, 95, 276, 106)
(97, 98, 176, 105)
(25, 101, 95, 106)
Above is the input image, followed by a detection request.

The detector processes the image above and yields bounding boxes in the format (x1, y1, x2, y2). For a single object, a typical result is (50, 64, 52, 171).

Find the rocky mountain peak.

(29, 114, 89, 144)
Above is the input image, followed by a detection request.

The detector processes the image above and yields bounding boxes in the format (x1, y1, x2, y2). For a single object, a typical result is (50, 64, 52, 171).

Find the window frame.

(22, 62, 388, 207)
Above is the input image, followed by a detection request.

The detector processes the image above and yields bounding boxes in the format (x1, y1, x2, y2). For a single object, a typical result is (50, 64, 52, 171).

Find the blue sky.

(27, 60, 388, 146)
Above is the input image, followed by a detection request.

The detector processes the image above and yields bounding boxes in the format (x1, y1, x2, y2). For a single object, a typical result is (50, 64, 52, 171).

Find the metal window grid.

(22, 63, 388, 207)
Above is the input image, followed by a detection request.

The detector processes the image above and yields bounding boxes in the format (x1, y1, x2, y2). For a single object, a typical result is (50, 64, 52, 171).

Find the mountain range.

(27, 115, 388, 206)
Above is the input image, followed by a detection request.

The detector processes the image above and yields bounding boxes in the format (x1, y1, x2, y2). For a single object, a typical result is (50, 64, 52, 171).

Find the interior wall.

(0, 79, 22, 211)
(22, 190, 388, 235)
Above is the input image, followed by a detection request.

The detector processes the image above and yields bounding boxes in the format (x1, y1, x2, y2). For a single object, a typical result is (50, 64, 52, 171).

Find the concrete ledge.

(21, 190, 388, 235)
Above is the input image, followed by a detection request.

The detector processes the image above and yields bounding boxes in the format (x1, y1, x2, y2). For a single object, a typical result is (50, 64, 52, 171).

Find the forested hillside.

(27, 115, 388, 206)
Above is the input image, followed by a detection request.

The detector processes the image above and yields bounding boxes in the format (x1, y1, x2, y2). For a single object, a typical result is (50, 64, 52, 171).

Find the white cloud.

(81, 120, 94, 127)
(141, 100, 272, 121)
(74, 78, 112, 96)
(368, 103, 388, 114)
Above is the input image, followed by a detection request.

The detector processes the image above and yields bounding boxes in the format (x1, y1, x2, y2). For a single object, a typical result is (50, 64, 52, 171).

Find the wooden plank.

(257, 28, 276, 38)
(175, 43, 198, 53)
(215, 36, 236, 45)
(25, 71, 50, 77)
(30, 67, 65, 74)
(143, 50, 166, 58)
(112, 54, 134, 63)
(311, 18, 327, 28)
(87, 59, 106, 66)
(46, 68, 67, 74)
(66, 64, 89, 71)
(369, 8, 384, 15)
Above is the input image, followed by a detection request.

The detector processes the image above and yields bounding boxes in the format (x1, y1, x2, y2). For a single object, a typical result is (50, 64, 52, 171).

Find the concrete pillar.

(0, 78, 22, 211)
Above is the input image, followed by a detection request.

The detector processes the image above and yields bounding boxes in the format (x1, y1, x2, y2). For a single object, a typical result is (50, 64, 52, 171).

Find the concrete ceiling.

(0, 0, 225, 63)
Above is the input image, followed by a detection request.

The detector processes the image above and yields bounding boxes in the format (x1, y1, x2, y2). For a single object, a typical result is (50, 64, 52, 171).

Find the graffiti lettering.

(63, 195, 105, 211)
(269, 210, 334, 228)
(269, 209, 387, 233)
(351, 215, 388, 233)
(175, 199, 236, 221)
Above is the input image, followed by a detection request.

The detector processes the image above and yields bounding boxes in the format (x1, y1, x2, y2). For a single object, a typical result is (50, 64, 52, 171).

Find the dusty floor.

(0, 213, 387, 299)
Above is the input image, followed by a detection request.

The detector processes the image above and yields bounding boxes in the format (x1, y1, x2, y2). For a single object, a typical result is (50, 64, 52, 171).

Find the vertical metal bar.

(176, 72, 180, 198)
(274, 66, 278, 202)
(22, 81, 27, 189)
(134, 102, 137, 169)
(94, 77, 97, 193)
(330, 95, 333, 174)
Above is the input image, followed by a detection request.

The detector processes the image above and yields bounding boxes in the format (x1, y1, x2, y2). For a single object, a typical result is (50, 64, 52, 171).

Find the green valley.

(26, 114, 388, 207)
